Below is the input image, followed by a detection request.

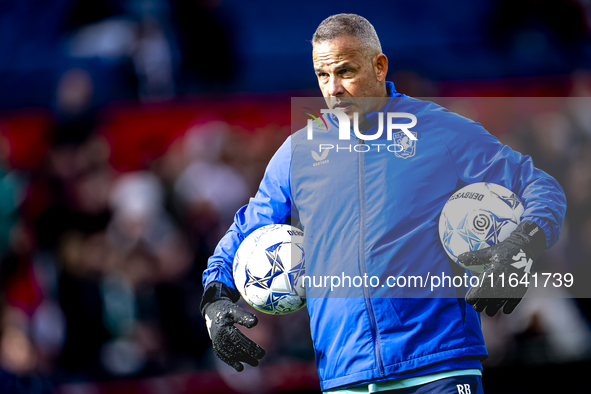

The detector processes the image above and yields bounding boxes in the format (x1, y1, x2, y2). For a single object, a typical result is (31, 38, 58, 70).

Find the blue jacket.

(203, 83, 566, 391)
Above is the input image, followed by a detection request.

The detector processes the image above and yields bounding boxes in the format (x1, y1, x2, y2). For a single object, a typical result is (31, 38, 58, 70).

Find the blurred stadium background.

(0, 0, 591, 393)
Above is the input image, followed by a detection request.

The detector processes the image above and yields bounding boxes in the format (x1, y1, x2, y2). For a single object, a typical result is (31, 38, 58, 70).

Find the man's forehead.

(312, 36, 365, 67)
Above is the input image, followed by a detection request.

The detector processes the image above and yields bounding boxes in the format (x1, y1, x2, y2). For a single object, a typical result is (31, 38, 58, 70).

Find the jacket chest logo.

(392, 131, 417, 159)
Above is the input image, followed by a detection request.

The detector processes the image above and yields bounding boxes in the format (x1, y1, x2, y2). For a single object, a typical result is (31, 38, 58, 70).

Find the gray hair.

(312, 14, 383, 59)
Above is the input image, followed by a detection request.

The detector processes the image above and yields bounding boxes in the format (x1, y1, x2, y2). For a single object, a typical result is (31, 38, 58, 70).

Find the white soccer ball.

(439, 182, 524, 273)
(233, 224, 306, 315)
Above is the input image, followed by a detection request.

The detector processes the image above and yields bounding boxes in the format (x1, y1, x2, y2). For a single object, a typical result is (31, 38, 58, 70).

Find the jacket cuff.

(200, 281, 240, 316)
(512, 220, 548, 258)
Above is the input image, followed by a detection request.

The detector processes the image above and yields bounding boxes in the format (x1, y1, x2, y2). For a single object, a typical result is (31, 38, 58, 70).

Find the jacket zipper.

(357, 138, 385, 377)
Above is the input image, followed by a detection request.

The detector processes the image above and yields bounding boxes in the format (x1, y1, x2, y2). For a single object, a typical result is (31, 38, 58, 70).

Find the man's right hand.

(202, 297, 266, 371)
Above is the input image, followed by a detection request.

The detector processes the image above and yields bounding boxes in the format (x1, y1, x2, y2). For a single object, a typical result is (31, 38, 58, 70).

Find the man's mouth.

(333, 102, 353, 112)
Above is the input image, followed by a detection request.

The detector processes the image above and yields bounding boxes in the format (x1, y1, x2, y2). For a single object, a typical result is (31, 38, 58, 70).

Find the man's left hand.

(457, 221, 547, 317)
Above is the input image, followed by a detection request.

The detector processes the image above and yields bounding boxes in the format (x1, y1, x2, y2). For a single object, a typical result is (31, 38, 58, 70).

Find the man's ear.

(373, 53, 388, 82)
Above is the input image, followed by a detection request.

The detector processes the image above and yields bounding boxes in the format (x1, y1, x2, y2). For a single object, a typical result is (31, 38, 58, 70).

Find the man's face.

(313, 35, 388, 122)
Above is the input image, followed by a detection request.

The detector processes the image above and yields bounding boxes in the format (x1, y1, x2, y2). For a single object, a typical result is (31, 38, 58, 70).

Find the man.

(201, 14, 566, 394)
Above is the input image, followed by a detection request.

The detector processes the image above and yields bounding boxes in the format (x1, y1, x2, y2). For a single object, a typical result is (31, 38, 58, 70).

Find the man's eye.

(317, 73, 329, 80)
(339, 69, 352, 76)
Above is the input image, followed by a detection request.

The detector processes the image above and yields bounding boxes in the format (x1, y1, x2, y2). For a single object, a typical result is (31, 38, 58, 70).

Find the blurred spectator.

(54, 68, 96, 145)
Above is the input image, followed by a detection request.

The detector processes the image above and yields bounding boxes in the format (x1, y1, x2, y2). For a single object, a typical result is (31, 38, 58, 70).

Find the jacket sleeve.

(202, 136, 293, 296)
(437, 113, 566, 249)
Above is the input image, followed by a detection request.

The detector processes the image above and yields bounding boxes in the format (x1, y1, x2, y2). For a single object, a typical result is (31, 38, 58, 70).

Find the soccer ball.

(439, 182, 524, 273)
(233, 224, 306, 315)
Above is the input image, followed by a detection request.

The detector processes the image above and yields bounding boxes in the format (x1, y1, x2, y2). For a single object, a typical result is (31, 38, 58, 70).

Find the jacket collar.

(360, 82, 405, 133)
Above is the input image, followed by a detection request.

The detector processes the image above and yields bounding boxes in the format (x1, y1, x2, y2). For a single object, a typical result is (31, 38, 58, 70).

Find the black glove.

(458, 221, 547, 317)
(201, 282, 265, 371)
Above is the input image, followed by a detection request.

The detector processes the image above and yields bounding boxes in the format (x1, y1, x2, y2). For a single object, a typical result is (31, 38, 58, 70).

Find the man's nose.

(327, 76, 344, 97)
